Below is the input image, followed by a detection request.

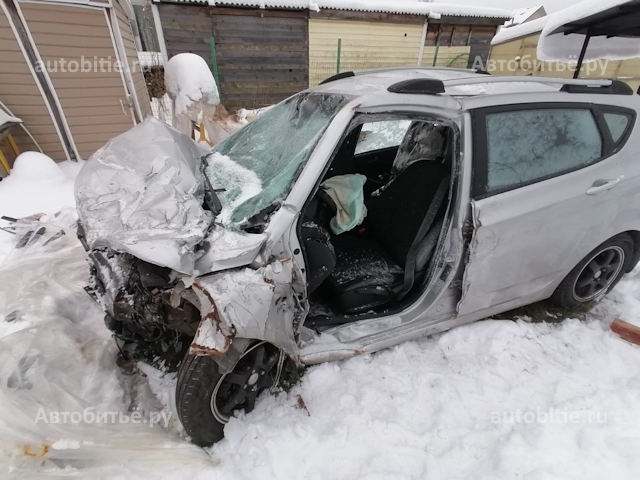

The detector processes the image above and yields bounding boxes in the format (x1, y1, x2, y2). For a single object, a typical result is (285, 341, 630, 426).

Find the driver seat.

(324, 159, 450, 313)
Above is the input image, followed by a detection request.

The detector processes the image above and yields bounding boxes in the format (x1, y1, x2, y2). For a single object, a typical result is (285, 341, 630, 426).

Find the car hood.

(75, 117, 264, 275)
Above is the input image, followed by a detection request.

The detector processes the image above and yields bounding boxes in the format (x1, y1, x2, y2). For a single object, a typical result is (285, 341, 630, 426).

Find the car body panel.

(458, 100, 640, 315)
(194, 230, 267, 276)
(76, 69, 640, 368)
(190, 257, 299, 356)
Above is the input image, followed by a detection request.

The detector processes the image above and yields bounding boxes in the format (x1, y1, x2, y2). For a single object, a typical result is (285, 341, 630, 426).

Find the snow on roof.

(492, 0, 640, 61)
(491, 15, 549, 45)
(160, 0, 511, 19)
(504, 6, 543, 26)
(537, 0, 640, 61)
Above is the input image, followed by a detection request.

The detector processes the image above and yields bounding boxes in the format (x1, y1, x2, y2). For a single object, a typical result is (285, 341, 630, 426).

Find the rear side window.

(480, 109, 602, 194)
(603, 112, 630, 143)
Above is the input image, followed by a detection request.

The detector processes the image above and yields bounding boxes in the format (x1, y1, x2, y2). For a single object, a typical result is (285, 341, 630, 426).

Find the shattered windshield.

(204, 92, 352, 227)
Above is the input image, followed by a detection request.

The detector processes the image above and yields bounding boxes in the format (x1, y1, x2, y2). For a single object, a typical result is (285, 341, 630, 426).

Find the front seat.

(392, 122, 446, 174)
(324, 159, 450, 313)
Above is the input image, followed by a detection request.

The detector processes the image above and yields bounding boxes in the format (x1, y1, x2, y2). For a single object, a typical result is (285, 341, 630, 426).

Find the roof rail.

(443, 76, 612, 88)
(357, 66, 480, 75)
(560, 80, 633, 95)
(318, 67, 481, 85)
(388, 78, 445, 95)
(319, 71, 355, 85)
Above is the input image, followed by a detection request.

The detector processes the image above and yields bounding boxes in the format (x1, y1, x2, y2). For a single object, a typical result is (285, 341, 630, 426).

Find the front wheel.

(176, 341, 284, 447)
(550, 233, 633, 308)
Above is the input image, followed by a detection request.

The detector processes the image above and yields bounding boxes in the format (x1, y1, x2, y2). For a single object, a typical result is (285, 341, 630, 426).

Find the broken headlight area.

(84, 247, 200, 371)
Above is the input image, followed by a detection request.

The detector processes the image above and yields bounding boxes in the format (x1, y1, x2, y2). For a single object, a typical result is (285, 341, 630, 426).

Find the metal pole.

(573, 32, 591, 79)
(336, 38, 342, 74)
(210, 36, 221, 92)
(432, 26, 441, 67)
(432, 41, 440, 67)
(417, 17, 428, 66)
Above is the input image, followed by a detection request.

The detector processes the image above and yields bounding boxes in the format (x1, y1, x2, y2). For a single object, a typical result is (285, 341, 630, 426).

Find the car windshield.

(204, 92, 353, 228)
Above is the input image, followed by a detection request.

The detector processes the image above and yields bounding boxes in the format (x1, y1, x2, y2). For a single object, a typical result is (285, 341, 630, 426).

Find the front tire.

(176, 341, 283, 447)
(550, 233, 633, 308)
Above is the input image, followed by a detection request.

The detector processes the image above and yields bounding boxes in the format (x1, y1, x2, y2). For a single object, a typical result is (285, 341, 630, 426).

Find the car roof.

(310, 68, 639, 112)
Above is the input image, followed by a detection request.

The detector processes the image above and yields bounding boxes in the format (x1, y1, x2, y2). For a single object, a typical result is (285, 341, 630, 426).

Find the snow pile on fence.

(165, 53, 220, 116)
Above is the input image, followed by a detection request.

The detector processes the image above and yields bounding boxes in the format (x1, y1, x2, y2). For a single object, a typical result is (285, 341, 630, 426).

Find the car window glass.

(208, 92, 352, 226)
(603, 113, 630, 143)
(484, 109, 602, 192)
(355, 120, 411, 154)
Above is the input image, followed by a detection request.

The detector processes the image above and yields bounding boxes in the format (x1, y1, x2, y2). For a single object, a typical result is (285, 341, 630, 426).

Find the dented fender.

(188, 258, 300, 357)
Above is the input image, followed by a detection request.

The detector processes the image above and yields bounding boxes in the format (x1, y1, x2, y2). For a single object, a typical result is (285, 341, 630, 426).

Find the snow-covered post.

(164, 53, 221, 144)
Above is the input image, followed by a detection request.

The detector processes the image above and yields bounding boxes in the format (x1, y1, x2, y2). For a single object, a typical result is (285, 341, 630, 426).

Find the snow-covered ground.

(1, 154, 640, 479)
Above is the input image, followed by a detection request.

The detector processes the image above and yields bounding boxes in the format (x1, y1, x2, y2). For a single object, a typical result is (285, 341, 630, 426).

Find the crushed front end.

(79, 228, 200, 369)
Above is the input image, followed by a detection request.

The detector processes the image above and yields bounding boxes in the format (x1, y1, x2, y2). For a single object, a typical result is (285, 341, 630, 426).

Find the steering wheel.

(316, 188, 337, 216)
(309, 187, 338, 230)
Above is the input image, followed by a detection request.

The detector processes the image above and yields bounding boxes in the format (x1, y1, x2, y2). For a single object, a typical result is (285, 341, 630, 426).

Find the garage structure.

(0, 0, 151, 166)
(155, 0, 509, 107)
(158, 3, 308, 109)
(309, 9, 508, 86)
(489, 11, 640, 90)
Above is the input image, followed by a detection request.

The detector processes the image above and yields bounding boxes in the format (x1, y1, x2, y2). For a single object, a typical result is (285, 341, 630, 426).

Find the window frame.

(471, 102, 636, 199)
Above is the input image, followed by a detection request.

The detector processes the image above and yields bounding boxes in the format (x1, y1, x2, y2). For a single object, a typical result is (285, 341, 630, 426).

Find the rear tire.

(550, 233, 633, 308)
(176, 341, 283, 447)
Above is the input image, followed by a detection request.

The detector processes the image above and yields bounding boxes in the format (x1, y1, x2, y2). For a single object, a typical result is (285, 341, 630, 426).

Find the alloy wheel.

(210, 342, 282, 424)
(572, 246, 625, 302)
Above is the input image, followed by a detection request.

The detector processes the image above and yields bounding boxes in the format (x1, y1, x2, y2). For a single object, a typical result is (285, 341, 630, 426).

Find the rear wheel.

(550, 234, 633, 307)
(176, 341, 284, 446)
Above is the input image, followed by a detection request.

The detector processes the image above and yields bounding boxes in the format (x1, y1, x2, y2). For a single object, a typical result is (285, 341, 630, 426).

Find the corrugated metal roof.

(157, 0, 511, 19)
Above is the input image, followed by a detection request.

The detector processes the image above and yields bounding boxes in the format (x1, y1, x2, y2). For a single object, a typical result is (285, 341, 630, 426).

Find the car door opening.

(300, 116, 458, 329)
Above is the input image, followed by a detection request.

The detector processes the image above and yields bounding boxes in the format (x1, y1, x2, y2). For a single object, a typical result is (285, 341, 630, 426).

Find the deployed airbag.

(321, 174, 368, 235)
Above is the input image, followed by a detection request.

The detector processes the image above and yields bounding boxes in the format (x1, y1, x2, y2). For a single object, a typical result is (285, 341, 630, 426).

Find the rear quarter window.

(603, 112, 631, 143)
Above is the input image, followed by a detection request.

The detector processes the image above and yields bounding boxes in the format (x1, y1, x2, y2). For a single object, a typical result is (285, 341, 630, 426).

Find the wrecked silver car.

(76, 69, 640, 446)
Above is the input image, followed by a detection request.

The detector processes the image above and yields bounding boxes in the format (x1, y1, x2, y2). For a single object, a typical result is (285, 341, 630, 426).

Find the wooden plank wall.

(211, 8, 308, 109)
(158, 3, 213, 79)
(309, 16, 423, 86)
(0, 5, 65, 163)
(21, 2, 136, 159)
(158, 4, 309, 109)
(467, 26, 497, 69)
(424, 22, 498, 70)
